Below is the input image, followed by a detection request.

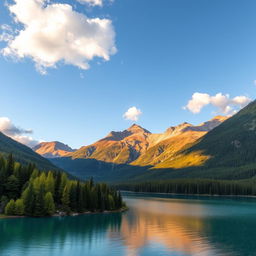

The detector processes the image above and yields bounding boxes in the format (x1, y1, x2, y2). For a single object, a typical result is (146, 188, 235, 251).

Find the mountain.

(70, 124, 152, 164)
(133, 116, 228, 167)
(122, 100, 256, 182)
(51, 116, 228, 181)
(68, 117, 227, 166)
(33, 141, 75, 158)
(0, 132, 59, 170)
(161, 100, 256, 179)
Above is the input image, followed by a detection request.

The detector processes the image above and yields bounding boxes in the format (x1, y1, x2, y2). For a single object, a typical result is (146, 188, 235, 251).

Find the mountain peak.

(211, 115, 228, 122)
(127, 124, 151, 134)
(33, 141, 75, 158)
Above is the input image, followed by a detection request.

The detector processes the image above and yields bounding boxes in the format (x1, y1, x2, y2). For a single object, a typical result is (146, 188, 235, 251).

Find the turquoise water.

(1, 192, 256, 256)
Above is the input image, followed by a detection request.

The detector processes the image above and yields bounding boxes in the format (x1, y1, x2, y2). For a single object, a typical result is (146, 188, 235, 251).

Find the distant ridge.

(49, 116, 229, 181)
(33, 141, 75, 158)
(0, 132, 59, 170)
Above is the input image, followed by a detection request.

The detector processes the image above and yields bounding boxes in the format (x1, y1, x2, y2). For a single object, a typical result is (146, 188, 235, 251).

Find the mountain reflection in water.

(1, 193, 256, 256)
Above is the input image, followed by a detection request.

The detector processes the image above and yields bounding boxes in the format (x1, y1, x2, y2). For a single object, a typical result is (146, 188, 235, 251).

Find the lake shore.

(122, 190, 256, 199)
(0, 206, 128, 219)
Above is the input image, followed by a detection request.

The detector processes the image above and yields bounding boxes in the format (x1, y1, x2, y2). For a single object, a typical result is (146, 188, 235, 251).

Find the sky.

(0, 0, 255, 149)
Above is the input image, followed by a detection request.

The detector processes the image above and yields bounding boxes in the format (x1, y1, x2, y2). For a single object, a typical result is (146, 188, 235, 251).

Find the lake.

(1, 192, 256, 256)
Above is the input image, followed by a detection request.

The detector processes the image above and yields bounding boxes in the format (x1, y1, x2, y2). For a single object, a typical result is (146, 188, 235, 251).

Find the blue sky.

(0, 0, 255, 148)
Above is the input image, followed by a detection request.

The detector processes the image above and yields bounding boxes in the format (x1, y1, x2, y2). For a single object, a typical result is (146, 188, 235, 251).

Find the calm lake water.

(1, 192, 256, 256)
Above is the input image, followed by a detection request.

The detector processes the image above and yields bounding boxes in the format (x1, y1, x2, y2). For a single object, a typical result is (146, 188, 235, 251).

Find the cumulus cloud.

(184, 93, 252, 115)
(123, 107, 142, 121)
(0, 0, 117, 74)
(0, 117, 39, 147)
(78, 0, 103, 6)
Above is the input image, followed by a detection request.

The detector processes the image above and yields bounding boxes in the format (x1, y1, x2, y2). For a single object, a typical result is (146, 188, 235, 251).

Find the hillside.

(33, 141, 75, 158)
(124, 100, 256, 182)
(0, 132, 59, 171)
(161, 100, 256, 177)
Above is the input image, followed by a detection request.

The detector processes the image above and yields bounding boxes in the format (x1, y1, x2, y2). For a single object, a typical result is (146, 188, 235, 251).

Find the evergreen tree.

(59, 173, 68, 201)
(34, 184, 45, 217)
(5, 199, 15, 215)
(0, 153, 124, 216)
(14, 199, 24, 215)
(54, 172, 61, 204)
(69, 182, 77, 212)
(44, 192, 55, 216)
(22, 183, 35, 216)
(108, 195, 115, 210)
(61, 184, 70, 213)
(5, 175, 20, 199)
(0, 196, 8, 213)
(6, 154, 14, 177)
(46, 171, 55, 195)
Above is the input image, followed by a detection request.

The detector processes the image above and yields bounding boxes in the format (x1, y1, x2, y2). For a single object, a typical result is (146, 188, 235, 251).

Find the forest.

(0, 154, 125, 217)
(117, 178, 256, 196)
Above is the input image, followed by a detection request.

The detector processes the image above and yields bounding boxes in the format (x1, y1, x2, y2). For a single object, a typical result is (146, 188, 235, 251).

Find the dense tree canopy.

(117, 179, 256, 196)
(0, 154, 125, 217)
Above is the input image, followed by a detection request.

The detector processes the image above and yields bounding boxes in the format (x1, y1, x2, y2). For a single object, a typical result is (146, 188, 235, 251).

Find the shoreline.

(121, 190, 256, 199)
(0, 207, 128, 219)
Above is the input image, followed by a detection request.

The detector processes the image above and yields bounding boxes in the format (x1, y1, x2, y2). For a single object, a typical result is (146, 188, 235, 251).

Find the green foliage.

(14, 199, 24, 215)
(117, 179, 256, 196)
(61, 184, 71, 213)
(44, 192, 55, 216)
(0, 154, 124, 217)
(5, 199, 15, 215)
(22, 184, 35, 216)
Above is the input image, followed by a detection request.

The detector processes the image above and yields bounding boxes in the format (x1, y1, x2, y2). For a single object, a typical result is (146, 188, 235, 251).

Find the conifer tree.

(22, 183, 35, 216)
(0, 153, 124, 216)
(61, 184, 70, 213)
(6, 154, 14, 177)
(69, 182, 77, 212)
(5, 199, 15, 215)
(46, 171, 55, 195)
(5, 175, 19, 199)
(34, 184, 45, 217)
(14, 199, 24, 215)
(44, 192, 55, 216)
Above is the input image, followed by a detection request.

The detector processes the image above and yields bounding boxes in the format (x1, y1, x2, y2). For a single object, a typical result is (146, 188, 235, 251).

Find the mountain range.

(34, 116, 227, 165)
(34, 115, 232, 181)
(2, 101, 256, 184)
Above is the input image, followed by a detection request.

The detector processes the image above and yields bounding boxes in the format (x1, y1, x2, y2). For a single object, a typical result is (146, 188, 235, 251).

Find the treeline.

(0, 154, 125, 217)
(117, 179, 256, 196)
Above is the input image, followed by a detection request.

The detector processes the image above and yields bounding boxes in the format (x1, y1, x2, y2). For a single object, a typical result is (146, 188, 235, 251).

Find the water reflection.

(1, 194, 256, 256)
(111, 197, 224, 256)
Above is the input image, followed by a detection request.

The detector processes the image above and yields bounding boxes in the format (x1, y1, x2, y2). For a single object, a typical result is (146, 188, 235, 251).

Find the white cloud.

(78, 0, 103, 6)
(123, 107, 142, 121)
(1, 0, 117, 74)
(0, 117, 39, 147)
(185, 92, 251, 115)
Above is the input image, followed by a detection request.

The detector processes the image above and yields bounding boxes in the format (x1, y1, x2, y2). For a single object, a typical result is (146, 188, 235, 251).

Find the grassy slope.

(132, 130, 208, 168)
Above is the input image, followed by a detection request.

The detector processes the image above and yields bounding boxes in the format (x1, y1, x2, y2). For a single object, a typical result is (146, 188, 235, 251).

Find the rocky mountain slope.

(33, 141, 75, 158)
(66, 116, 227, 166)
(50, 116, 228, 181)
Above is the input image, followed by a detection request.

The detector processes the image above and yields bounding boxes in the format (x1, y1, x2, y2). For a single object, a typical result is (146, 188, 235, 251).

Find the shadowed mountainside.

(0, 132, 59, 170)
